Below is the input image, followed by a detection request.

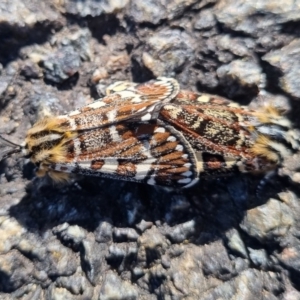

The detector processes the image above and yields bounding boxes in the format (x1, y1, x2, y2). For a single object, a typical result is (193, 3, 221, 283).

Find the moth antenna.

(0, 134, 23, 161)
(0, 135, 21, 148)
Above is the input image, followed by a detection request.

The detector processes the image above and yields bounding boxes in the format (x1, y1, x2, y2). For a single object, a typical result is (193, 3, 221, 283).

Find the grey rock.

(107, 243, 138, 273)
(201, 241, 234, 280)
(280, 153, 300, 184)
(56, 274, 93, 297)
(105, 52, 130, 74)
(194, 9, 216, 30)
(216, 35, 255, 58)
(108, 244, 127, 258)
(0, 250, 34, 293)
(46, 282, 89, 300)
(53, 27, 93, 62)
(164, 219, 196, 243)
(82, 240, 107, 284)
(217, 59, 265, 98)
(0, 216, 26, 254)
(215, 0, 300, 36)
(249, 92, 291, 113)
(113, 228, 140, 242)
(129, 0, 166, 25)
(95, 221, 113, 243)
(42, 46, 81, 84)
(20, 60, 42, 79)
(22, 87, 66, 124)
(263, 39, 300, 99)
(277, 192, 300, 235)
(53, 223, 87, 246)
(16, 234, 46, 261)
(10, 284, 43, 300)
(47, 240, 78, 277)
(135, 220, 153, 233)
(0, 80, 9, 103)
(226, 229, 248, 258)
(64, 0, 129, 17)
(281, 273, 300, 300)
(137, 227, 169, 268)
(142, 29, 195, 77)
(129, 0, 199, 24)
(201, 269, 280, 300)
(0, 178, 27, 215)
(276, 240, 300, 276)
(165, 245, 216, 297)
(0, 63, 18, 107)
(240, 198, 294, 242)
(99, 271, 139, 299)
(248, 248, 269, 269)
(0, 0, 61, 26)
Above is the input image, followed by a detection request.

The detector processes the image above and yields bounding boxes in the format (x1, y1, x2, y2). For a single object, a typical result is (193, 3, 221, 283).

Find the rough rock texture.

(1, 0, 300, 299)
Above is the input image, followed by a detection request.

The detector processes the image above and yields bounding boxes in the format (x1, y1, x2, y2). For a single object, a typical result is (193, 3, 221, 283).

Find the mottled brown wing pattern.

(21, 78, 300, 187)
(159, 103, 257, 177)
(160, 90, 300, 177)
(48, 121, 199, 187)
(58, 77, 180, 131)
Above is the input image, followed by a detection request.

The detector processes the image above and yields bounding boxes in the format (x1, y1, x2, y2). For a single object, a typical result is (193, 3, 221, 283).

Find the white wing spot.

(74, 138, 81, 158)
(116, 90, 137, 98)
(182, 171, 192, 177)
(154, 127, 165, 133)
(69, 110, 81, 116)
(147, 105, 155, 112)
(68, 117, 76, 130)
(135, 159, 156, 179)
(102, 159, 120, 173)
(197, 95, 210, 103)
(183, 178, 199, 188)
(131, 95, 143, 103)
(178, 178, 192, 184)
(87, 101, 106, 109)
(175, 145, 183, 152)
(109, 125, 122, 142)
(107, 109, 117, 122)
(167, 136, 176, 142)
(141, 113, 151, 121)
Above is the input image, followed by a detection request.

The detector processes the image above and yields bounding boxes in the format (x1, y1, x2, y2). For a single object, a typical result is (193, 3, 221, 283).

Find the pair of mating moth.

(1, 77, 299, 188)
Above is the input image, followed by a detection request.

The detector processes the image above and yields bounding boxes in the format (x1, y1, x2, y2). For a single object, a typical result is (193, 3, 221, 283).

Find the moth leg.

(256, 170, 277, 198)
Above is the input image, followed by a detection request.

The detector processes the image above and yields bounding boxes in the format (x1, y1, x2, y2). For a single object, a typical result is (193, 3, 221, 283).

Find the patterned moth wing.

(24, 77, 180, 142)
(160, 90, 300, 177)
(59, 77, 180, 131)
(22, 77, 181, 184)
(42, 121, 199, 187)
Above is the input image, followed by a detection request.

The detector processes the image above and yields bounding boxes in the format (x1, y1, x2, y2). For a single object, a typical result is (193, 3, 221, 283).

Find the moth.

(1, 77, 299, 188)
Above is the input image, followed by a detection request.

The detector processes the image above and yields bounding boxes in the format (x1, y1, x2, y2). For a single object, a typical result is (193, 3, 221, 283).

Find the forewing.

(50, 120, 199, 188)
(60, 77, 180, 131)
(159, 103, 262, 176)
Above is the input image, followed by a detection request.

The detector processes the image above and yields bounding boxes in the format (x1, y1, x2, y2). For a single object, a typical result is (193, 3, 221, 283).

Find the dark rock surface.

(1, 0, 300, 299)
